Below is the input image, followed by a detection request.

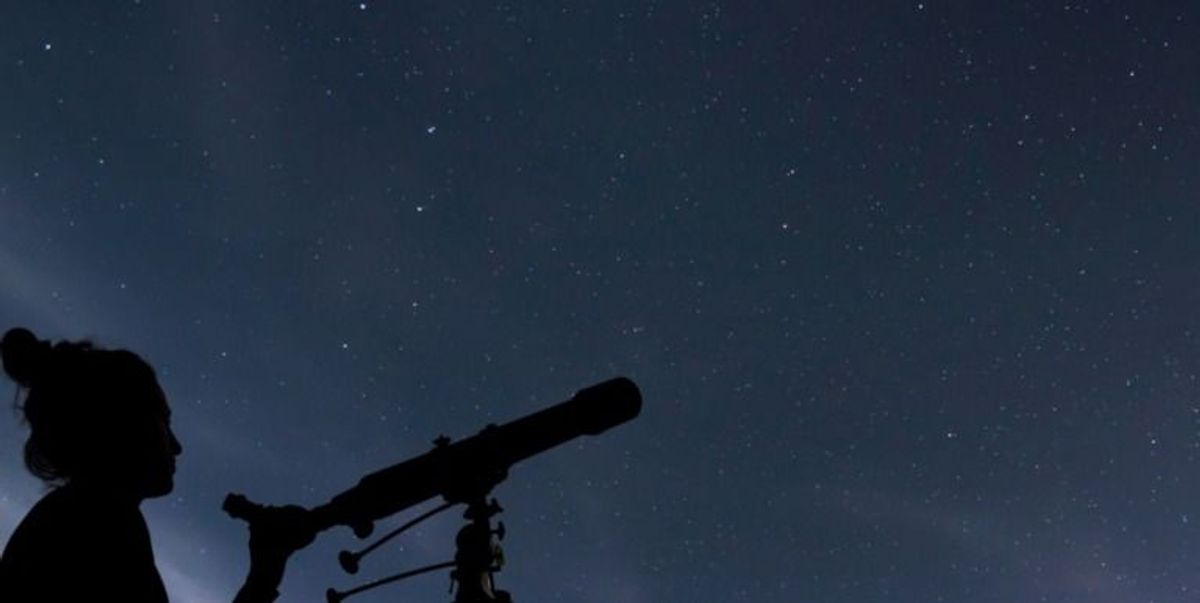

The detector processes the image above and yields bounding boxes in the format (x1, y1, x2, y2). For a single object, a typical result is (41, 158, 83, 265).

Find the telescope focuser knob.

(351, 520, 374, 539)
(433, 434, 451, 448)
(495, 521, 506, 541)
(338, 550, 360, 574)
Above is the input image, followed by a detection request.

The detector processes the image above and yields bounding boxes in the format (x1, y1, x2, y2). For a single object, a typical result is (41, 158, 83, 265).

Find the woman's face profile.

(139, 381, 183, 498)
(101, 378, 182, 499)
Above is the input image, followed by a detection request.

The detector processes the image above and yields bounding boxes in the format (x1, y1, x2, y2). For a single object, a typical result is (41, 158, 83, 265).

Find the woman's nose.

(169, 429, 183, 456)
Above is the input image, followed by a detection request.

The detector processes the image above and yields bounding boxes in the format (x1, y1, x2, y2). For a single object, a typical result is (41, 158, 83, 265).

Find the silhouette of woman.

(0, 328, 313, 603)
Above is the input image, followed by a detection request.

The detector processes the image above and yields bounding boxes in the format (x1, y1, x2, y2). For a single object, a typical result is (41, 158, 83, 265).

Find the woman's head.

(1, 328, 181, 499)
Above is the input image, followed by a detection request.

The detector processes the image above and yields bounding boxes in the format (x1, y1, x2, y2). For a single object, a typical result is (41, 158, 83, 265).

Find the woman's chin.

(142, 474, 175, 498)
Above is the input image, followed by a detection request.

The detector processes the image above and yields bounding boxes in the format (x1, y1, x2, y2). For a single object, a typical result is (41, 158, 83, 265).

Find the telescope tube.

(306, 376, 641, 534)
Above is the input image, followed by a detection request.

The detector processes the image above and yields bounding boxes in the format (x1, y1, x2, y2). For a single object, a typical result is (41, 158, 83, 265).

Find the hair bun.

(2, 328, 51, 386)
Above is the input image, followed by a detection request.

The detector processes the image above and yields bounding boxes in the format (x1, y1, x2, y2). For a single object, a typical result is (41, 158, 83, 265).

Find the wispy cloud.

(0, 243, 69, 332)
(821, 482, 1157, 602)
(158, 556, 228, 603)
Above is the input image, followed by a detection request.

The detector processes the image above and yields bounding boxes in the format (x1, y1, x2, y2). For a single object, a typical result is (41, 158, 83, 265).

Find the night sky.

(1, 2, 1199, 602)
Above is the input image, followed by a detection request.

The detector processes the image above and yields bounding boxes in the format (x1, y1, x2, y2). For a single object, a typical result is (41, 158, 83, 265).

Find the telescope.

(225, 377, 642, 603)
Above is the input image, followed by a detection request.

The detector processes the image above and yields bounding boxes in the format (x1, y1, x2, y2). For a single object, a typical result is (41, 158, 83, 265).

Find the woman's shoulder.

(1, 484, 165, 602)
(4, 484, 148, 562)
(14, 483, 133, 527)
(0, 488, 76, 598)
(7, 487, 73, 538)
(4, 487, 88, 562)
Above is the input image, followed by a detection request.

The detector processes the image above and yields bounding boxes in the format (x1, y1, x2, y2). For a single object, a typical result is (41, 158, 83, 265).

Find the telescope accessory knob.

(433, 434, 452, 448)
(351, 520, 374, 539)
(494, 521, 506, 541)
(338, 550, 360, 574)
(222, 493, 255, 520)
(326, 587, 345, 603)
